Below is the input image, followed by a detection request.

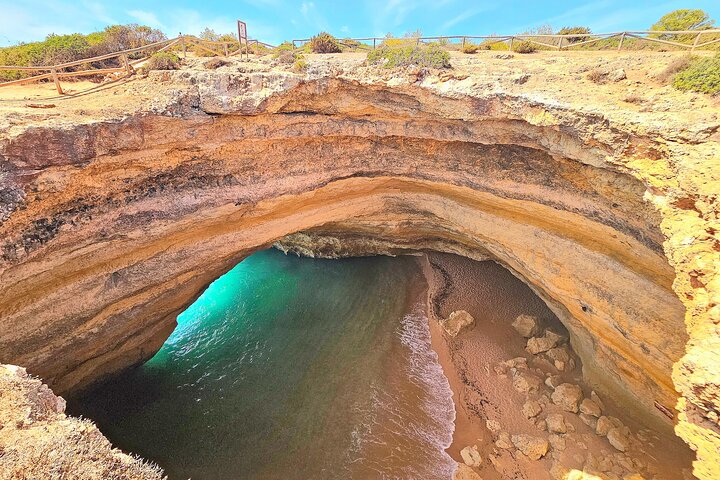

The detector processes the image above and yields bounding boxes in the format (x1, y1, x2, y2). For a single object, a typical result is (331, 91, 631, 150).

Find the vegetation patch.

(672, 53, 720, 95)
(513, 41, 536, 54)
(145, 52, 180, 70)
(309, 32, 341, 53)
(367, 43, 450, 69)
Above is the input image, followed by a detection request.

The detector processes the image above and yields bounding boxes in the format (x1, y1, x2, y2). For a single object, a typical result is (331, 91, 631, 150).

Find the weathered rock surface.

(512, 314, 542, 338)
(441, 310, 475, 337)
(511, 434, 550, 460)
(460, 445, 483, 467)
(0, 364, 163, 479)
(0, 52, 717, 478)
(552, 383, 584, 413)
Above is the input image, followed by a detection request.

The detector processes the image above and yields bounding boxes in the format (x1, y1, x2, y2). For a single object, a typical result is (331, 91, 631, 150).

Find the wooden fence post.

(373, 38, 376, 50)
(508, 36, 514, 51)
(121, 54, 131, 76)
(617, 32, 626, 51)
(51, 68, 63, 94)
(462, 37, 466, 49)
(557, 37, 564, 50)
(691, 32, 702, 52)
(223, 43, 229, 56)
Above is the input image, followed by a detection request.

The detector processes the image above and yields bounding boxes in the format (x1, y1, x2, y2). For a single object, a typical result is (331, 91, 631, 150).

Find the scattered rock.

(511, 434, 549, 460)
(513, 73, 531, 84)
(608, 68, 627, 82)
(545, 375, 562, 389)
(502, 357, 528, 369)
(486, 419, 501, 434)
(495, 431, 513, 449)
(548, 433, 566, 451)
(607, 427, 631, 452)
(512, 314, 542, 337)
(579, 413, 598, 429)
(596, 416, 624, 436)
(453, 463, 483, 480)
(545, 346, 570, 364)
(522, 400, 543, 418)
(580, 398, 602, 417)
(526, 330, 564, 354)
(551, 383, 583, 412)
(440, 310, 475, 337)
(460, 445, 483, 467)
(545, 413, 568, 434)
(512, 371, 543, 394)
(549, 462, 569, 480)
(591, 391, 605, 411)
(493, 53, 514, 59)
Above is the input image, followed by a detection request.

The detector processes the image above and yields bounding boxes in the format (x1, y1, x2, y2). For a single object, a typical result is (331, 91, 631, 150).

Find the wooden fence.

(292, 29, 720, 52)
(0, 33, 275, 94)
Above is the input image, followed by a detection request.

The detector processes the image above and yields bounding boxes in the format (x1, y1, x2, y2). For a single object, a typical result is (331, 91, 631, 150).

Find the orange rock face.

(0, 56, 717, 478)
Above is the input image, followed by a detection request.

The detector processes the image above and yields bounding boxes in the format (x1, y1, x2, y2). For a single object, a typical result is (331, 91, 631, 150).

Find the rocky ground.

(422, 252, 695, 480)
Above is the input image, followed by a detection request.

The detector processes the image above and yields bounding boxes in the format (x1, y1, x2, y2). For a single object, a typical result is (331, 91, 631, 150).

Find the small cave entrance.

(66, 248, 693, 480)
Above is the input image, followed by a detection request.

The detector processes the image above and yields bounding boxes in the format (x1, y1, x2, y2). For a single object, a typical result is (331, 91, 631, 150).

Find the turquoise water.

(69, 249, 456, 479)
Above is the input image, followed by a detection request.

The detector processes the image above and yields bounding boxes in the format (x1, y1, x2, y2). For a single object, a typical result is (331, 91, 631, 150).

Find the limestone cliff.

(0, 52, 718, 478)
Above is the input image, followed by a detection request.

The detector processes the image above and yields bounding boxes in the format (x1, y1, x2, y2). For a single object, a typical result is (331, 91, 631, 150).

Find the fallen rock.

(453, 463, 484, 480)
(495, 431, 513, 449)
(579, 413, 598, 429)
(511, 434, 549, 460)
(512, 314, 542, 338)
(546, 346, 570, 364)
(551, 383, 583, 412)
(440, 310, 475, 337)
(590, 391, 605, 411)
(546, 413, 568, 434)
(596, 416, 624, 436)
(548, 433, 566, 451)
(607, 427, 631, 452)
(608, 68, 627, 82)
(512, 371, 543, 394)
(545, 375, 562, 389)
(526, 330, 564, 354)
(502, 357, 528, 369)
(486, 419, 501, 434)
(522, 400, 543, 418)
(460, 445, 483, 467)
(580, 398, 602, 417)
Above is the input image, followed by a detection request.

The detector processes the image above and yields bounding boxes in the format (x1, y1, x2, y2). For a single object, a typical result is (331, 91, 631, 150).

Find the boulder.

(579, 398, 602, 417)
(522, 400, 543, 418)
(551, 383, 583, 412)
(441, 310, 475, 337)
(453, 463, 484, 480)
(596, 416, 624, 436)
(512, 314, 542, 338)
(526, 330, 564, 354)
(511, 434, 549, 460)
(486, 419, 501, 434)
(579, 413, 598, 429)
(460, 445, 483, 467)
(607, 427, 631, 452)
(545, 413, 568, 434)
(590, 391, 605, 411)
(545, 375, 562, 389)
(607, 68, 627, 82)
(548, 433, 566, 451)
(512, 371, 543, 394)
(495, 431, 513, 449)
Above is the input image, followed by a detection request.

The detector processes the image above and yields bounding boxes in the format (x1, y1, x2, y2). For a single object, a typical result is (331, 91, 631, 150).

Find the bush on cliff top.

(672, 53, 720, 95)
(309, 32, 341, 53)
(367, 43, 450, 69)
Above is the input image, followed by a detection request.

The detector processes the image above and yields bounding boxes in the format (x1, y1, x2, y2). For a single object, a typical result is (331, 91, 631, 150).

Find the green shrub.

(145, 52, 180, 70)
(557, 26, 591, 43)
(309, 32, 341, 53)
(367, 43, 450, 69)
(0, 24, 166, 81)
(203, 57, 229, 69)
(513, 41, 536, 54)
(651, 10, 714, 36)
(672, 53, 720, 95)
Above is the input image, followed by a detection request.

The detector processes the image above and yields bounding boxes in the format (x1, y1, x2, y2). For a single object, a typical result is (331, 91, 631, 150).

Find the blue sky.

(1, 0, 718, 46)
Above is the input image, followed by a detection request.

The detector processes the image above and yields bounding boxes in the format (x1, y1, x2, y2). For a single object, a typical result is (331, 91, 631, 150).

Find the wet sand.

(417, 252, 694, 480)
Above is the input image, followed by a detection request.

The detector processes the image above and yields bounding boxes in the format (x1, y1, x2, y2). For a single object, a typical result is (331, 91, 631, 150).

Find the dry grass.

(655, 55, 693, 84)
(0, 365, 165, 480)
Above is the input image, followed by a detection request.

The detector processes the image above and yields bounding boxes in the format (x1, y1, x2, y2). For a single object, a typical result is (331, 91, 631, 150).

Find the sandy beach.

(417, 252, 693, 480)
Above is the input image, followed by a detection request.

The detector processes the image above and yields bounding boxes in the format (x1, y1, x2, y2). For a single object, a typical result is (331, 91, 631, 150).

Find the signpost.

(237, 20, 249, 60)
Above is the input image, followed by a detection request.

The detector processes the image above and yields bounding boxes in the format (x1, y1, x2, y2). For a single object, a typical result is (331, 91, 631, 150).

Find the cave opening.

(65, 247, 693, 480)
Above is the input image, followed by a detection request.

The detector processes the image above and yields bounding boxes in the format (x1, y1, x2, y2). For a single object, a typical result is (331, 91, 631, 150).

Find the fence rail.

(292, 29, 720, 51)
(0, 31, 275, 94)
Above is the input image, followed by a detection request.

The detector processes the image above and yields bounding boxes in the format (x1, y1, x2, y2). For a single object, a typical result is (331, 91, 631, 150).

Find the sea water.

(68, 249, 456, 479)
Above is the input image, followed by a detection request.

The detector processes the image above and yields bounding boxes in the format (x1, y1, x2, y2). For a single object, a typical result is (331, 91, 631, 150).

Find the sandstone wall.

(0, 69, 717, 477)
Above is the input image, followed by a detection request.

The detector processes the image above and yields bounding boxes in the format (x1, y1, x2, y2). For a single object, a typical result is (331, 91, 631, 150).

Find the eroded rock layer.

(0, 64, 718, 477)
